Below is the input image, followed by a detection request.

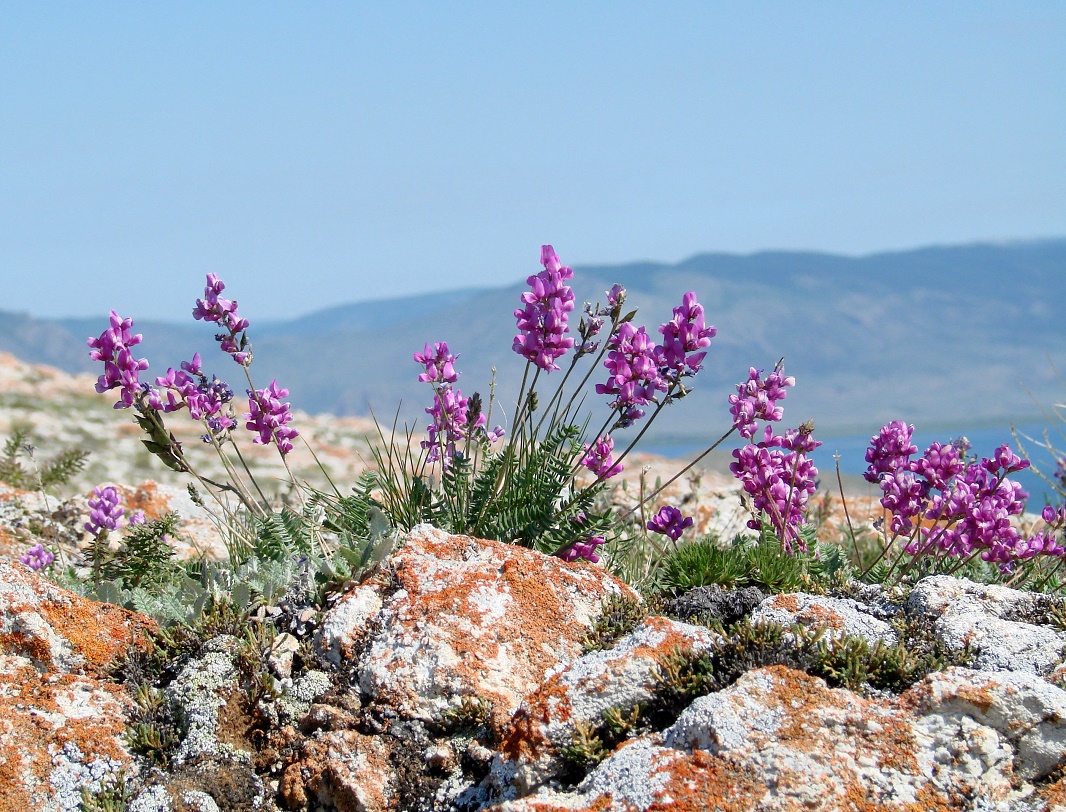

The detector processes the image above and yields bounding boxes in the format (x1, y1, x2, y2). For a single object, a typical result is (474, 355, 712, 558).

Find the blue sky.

(3, 2, 1064, 322)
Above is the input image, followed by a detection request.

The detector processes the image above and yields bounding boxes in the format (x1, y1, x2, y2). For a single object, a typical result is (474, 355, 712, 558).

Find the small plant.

(657, 526, 847, 596)
(80, 771, 133, 812)
(653, 645, 718, 713)
(582, 592, 648, 653)
(558, 718, 611, 781)
(0, 422, 89, 493)
(658, 534, 750, 591)
(440, 695, 494, 733)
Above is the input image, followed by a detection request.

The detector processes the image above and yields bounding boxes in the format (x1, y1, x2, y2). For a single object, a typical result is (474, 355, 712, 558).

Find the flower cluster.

(193, 274, 251, 365)
(413, 342, 459, 385)
(148, 353, 237, 440)
(864, 421, 1062, 568)
(647, 505, 694, 541)
(558, 536, 606, 563)
(415, 341, 501, 466)
(581, 434, 623, 480)
(657, 291, 716, 385)
(728, 366, 795, 439)
(596, 323, 667, 426)
(87, 311, 150, 409)
(19, 543, 54, 571)
(512, 245, 576, 372)
(730, 424, 821, 552)
(85, 485, 125, 537)
(246, 380, 299, 455)
(595, 292, 714, 428)
(864, 421, 919, 483)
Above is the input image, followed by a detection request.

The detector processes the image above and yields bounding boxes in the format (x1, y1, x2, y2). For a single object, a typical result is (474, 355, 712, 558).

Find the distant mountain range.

(3, 240, 1064, 447)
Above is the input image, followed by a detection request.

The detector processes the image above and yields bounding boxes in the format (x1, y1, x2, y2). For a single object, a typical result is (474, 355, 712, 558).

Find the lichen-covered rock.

(665, 583, 766, 625)
(488, 616, 721, 797)
(904, 666, 1066, 781)
(0, 562, 155, 812)
(316, 583, 383, 666)
(494, 664, 1066, 812)
(279, 729, 394, 812)
(906, 576, 1066, 676)
(165, 635, 245, 768)
(0, 559, 157, 675)
(325, 524, 640, 732)
(752, 591, 899, 645)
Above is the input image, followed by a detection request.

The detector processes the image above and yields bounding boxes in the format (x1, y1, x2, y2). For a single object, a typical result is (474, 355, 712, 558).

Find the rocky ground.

(3, 353, 1066, 811)
(0, 526, 1065, 811)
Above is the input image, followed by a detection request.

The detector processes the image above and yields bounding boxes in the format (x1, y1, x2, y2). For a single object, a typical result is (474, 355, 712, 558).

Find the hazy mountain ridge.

(2, 240, 1063, 444)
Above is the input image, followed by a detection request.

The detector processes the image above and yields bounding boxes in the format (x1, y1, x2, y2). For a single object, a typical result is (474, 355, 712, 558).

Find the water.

(645, 421, 1066, 506)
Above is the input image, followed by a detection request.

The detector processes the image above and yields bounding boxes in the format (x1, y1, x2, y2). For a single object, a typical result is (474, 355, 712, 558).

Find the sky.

(2, 2, 1064, 323)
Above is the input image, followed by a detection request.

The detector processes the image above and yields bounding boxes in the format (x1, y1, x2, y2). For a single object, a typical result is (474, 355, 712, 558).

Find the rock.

(324, 524, 640, 733)
(494, 664, 1066, 812)
(316, 584, 383, 666)
(665, 583, 766, 625)
(752, 591, 899, 645)
(6, 519, 1066, 812)
(905, 666, 1066, 781)
(0, 559, 157, 675)
(279, 729, 394, 812)
(0, 562, 155, 812)
(165, 636, 245, 768)
(906, 576, 1066, 675)
(488, 615, 721, 797)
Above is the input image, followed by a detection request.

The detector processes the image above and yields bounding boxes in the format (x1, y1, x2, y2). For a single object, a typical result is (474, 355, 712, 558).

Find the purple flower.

(87, 311, 151, 409)
(595, 323, 667, 427)
(413, 342, 460, 384)
(728, 366, 795, 439)
(864, 421, 918, 483)
(512, 245, 576, 372)
(422, 386, 485, 465)
(246, 380, 299, 455)
(983, 444, 1030, 476)
(919, 462, 1029, 561)
(606, 284, 626, 309)
(911, 442, 964, 491)
(193, 274, 252, 365)
(656, 292, 716, 384)
(647, 505, 694, 541)
(581, 434, 624, 480)
(729, 425, 820, 552)
(154, 359, 235, 432)
(1014, 531, 1066, 560)
(85, 485, 124, 537)
(878, 469, 929, 534)
(19, 543, 54, 571)
(412, 341, 497, 467)
(558, 536, 606, 564)
(1042, 504, 1066, 528)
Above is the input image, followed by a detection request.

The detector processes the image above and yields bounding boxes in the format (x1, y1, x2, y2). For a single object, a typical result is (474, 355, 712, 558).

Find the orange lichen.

(795, 604, 845, 630)
(0, 662, 134, 812)
(769, 594, 801, 612)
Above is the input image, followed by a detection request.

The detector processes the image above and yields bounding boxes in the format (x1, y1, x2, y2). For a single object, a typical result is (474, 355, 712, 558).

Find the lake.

(644, 421, 1066, 506)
